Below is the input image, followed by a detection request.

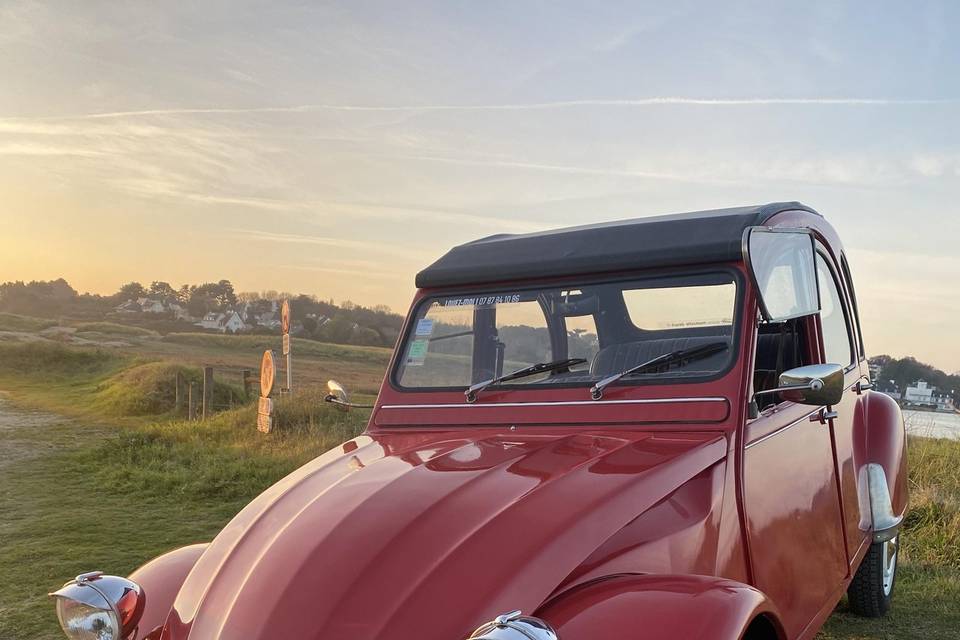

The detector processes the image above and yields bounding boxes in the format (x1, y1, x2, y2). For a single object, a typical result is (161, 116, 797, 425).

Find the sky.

(0, 1, 958, 371)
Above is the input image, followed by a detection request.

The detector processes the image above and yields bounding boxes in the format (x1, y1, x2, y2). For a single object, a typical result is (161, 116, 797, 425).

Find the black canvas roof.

(416, 201, 820, 288)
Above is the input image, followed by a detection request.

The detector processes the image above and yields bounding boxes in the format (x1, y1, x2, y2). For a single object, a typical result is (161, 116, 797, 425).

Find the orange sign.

(260, 350, 276, 397)
(281, 299, 291, 334)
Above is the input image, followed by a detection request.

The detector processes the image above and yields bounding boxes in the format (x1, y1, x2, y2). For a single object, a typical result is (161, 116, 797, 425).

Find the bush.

(0, 342, 120, 377)
(92, 362, 248, 417)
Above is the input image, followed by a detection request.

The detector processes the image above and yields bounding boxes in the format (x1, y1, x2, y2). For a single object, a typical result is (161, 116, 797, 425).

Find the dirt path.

(0, 391, 73, 471)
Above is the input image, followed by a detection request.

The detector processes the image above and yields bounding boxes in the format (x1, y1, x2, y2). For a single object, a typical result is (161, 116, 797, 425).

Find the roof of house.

(415, 201, 820, 288)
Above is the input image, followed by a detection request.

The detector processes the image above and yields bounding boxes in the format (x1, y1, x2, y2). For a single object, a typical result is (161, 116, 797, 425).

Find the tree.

(115, 281, 146, 302)
(148, 281, 177, 302)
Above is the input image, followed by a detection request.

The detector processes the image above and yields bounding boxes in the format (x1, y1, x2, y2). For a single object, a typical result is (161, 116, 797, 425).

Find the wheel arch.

(127, 543, 208, 640)
(536, 574, 785, 640)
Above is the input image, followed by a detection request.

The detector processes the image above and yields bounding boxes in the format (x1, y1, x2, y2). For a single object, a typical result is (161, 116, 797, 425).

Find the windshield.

(394, 272, 740, 392)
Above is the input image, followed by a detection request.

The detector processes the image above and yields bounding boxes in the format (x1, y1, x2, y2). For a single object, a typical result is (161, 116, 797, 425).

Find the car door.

(743, 304, 851, 636)
(814, 249, 869, 565)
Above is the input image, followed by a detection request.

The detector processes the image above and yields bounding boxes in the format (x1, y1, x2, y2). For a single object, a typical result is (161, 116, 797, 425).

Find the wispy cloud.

(4, 97, 958, 121)
(233, 229, 426, 261)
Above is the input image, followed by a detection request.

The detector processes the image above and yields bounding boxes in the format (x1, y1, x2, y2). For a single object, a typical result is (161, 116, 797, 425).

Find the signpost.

(281, 299, 292, 395)
(257, 350, 276, 433)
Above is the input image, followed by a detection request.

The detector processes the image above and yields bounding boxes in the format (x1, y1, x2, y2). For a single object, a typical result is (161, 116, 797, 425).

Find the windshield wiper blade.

(590, 341, 729, 400)
(465, 358, 587, 403)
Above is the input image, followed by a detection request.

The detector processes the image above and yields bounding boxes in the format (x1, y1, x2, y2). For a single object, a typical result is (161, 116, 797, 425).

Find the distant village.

(869, 359, 958, 414)
(114, 296, 288, 334)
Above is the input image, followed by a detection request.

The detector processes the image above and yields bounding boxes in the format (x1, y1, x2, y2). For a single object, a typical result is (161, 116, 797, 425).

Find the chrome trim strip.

(381, 397, 727, 410)
(745, 408, 821, 450)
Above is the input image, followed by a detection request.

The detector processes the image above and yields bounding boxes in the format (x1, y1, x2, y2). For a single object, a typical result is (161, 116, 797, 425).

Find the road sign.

(282, 333, 290, 356)
(281, 299, 291, 334)
(260, 350, 276, 397)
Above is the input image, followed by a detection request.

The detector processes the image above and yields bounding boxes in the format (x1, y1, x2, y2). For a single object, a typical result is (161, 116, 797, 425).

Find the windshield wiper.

(590, 341, 729, 400)
(465, 358, 587, 403)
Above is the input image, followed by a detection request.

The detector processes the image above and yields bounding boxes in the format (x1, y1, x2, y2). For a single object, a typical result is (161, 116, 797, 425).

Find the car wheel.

(847, 535, 899, 617)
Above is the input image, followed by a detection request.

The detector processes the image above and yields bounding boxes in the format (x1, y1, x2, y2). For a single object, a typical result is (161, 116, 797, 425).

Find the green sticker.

(407, 339, 429, 365)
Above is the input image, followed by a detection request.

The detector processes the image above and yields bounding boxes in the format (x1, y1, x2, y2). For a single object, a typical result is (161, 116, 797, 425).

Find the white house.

(220, 311, 247, 333)
(196, 312, 223, 330)
(903, 380, 955, 412)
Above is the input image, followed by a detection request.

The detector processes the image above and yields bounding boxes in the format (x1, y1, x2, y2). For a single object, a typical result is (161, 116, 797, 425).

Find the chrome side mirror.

(324, 380, 375, 411)
(324, 379, 351, 411)
(750, 363, 845, 417)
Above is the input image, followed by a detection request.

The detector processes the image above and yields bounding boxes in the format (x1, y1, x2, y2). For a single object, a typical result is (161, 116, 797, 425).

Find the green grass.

(162, 331, 391, 363)
(0, 312, 57, 333)
(72, 321, 159, 337)
(0, 350, 368, 639)
(818, 436, 960, 639)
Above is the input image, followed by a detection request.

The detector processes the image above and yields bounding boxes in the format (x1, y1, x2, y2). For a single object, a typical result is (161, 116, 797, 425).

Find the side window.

(566, 315, 600, 362)
(840, 255, 866, 359)
(815, 254, 854, 367)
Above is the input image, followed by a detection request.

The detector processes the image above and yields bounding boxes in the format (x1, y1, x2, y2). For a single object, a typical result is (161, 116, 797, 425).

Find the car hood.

(162, 428, 726, 640)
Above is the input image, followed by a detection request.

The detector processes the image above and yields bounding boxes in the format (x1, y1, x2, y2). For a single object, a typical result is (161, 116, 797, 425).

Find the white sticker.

(443, 294, 521, 308)
(415, 318, 434, 336)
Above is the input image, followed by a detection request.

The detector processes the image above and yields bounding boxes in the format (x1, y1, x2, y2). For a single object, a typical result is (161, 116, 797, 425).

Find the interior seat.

(590, 336, 730, 377)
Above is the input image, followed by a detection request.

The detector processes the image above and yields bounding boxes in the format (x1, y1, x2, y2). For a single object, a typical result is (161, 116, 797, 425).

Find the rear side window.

(622, 283, 736, 329)
(816, 254, 854, 367)
(840, 255, 866, 359)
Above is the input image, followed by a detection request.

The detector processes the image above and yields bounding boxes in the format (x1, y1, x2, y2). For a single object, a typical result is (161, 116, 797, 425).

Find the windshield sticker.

(415, 318, 434, 336)
(406, 339, 429, 366)
(443, 294, 522, 308)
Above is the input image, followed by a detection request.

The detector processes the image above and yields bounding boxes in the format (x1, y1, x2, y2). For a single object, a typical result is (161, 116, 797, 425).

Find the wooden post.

(188, 382, 197, 421)
(174, 371, 184, 415)
(242, 369, 252, 398)
(202, 366, 214, 420)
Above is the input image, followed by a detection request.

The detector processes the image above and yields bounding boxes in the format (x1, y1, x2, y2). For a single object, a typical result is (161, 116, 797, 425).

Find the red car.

(52, 202, 908, 640)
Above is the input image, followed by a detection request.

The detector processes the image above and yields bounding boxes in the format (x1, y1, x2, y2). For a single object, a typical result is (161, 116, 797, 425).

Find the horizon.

(1, 2, 959, 371)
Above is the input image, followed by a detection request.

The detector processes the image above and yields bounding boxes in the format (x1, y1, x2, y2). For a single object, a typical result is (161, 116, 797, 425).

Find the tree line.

(0, 278, 405, 348)
(871, 354, 960, 401)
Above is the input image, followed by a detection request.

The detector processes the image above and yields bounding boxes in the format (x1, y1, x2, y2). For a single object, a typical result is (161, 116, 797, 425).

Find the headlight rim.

(50, 571, 144, 640)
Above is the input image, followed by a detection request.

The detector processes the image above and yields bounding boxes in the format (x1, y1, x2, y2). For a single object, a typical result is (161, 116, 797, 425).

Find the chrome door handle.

(810, 407, 838, 424)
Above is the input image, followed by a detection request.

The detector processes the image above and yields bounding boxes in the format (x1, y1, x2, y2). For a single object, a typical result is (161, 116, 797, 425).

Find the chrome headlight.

(468, 610, 559, 640)
(49, 571, 144, 640)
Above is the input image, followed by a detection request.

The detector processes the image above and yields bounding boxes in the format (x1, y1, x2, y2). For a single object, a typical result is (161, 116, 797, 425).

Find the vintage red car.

(51, 202, 908, 640)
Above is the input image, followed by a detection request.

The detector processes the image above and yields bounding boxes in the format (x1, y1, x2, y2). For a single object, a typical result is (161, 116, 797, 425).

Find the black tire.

(847, 535, 899, 617)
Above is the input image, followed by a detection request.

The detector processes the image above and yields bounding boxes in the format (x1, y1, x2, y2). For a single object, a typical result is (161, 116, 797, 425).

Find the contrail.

(3, 97, 957, 121)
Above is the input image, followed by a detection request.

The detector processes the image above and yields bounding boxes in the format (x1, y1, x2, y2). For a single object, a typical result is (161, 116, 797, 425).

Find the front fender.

(537, 574, 784, 640)
(127, 544, 208, 640)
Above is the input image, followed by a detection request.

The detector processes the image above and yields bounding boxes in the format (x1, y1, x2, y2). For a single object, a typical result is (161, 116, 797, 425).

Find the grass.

(1, 336, 958, 639)
(0, 312, 58, 333)
(0, 342, 373, 639)
(72, 321, 159, 337)
(818, 436, 960, 639)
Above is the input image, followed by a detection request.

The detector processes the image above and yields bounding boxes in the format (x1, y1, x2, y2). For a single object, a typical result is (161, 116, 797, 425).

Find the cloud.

(4, 97, 959, 121)
(233, 229, 426, 261)
(0, 143, 106, 156)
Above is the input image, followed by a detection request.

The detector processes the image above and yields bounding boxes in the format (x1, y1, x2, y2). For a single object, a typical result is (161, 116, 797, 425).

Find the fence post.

(242, 369, 252, 398)
(188, 382, 197, 421)
(202, 366, 214, 420)
(174, 371, 184, 415)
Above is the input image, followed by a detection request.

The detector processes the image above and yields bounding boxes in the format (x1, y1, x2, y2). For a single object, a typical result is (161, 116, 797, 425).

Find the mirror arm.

(748, 379, 823, 419)
(323, 395, 374, 410)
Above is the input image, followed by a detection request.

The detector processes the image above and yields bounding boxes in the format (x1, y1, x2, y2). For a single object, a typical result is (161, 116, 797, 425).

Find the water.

(903, 409, 960, 441)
